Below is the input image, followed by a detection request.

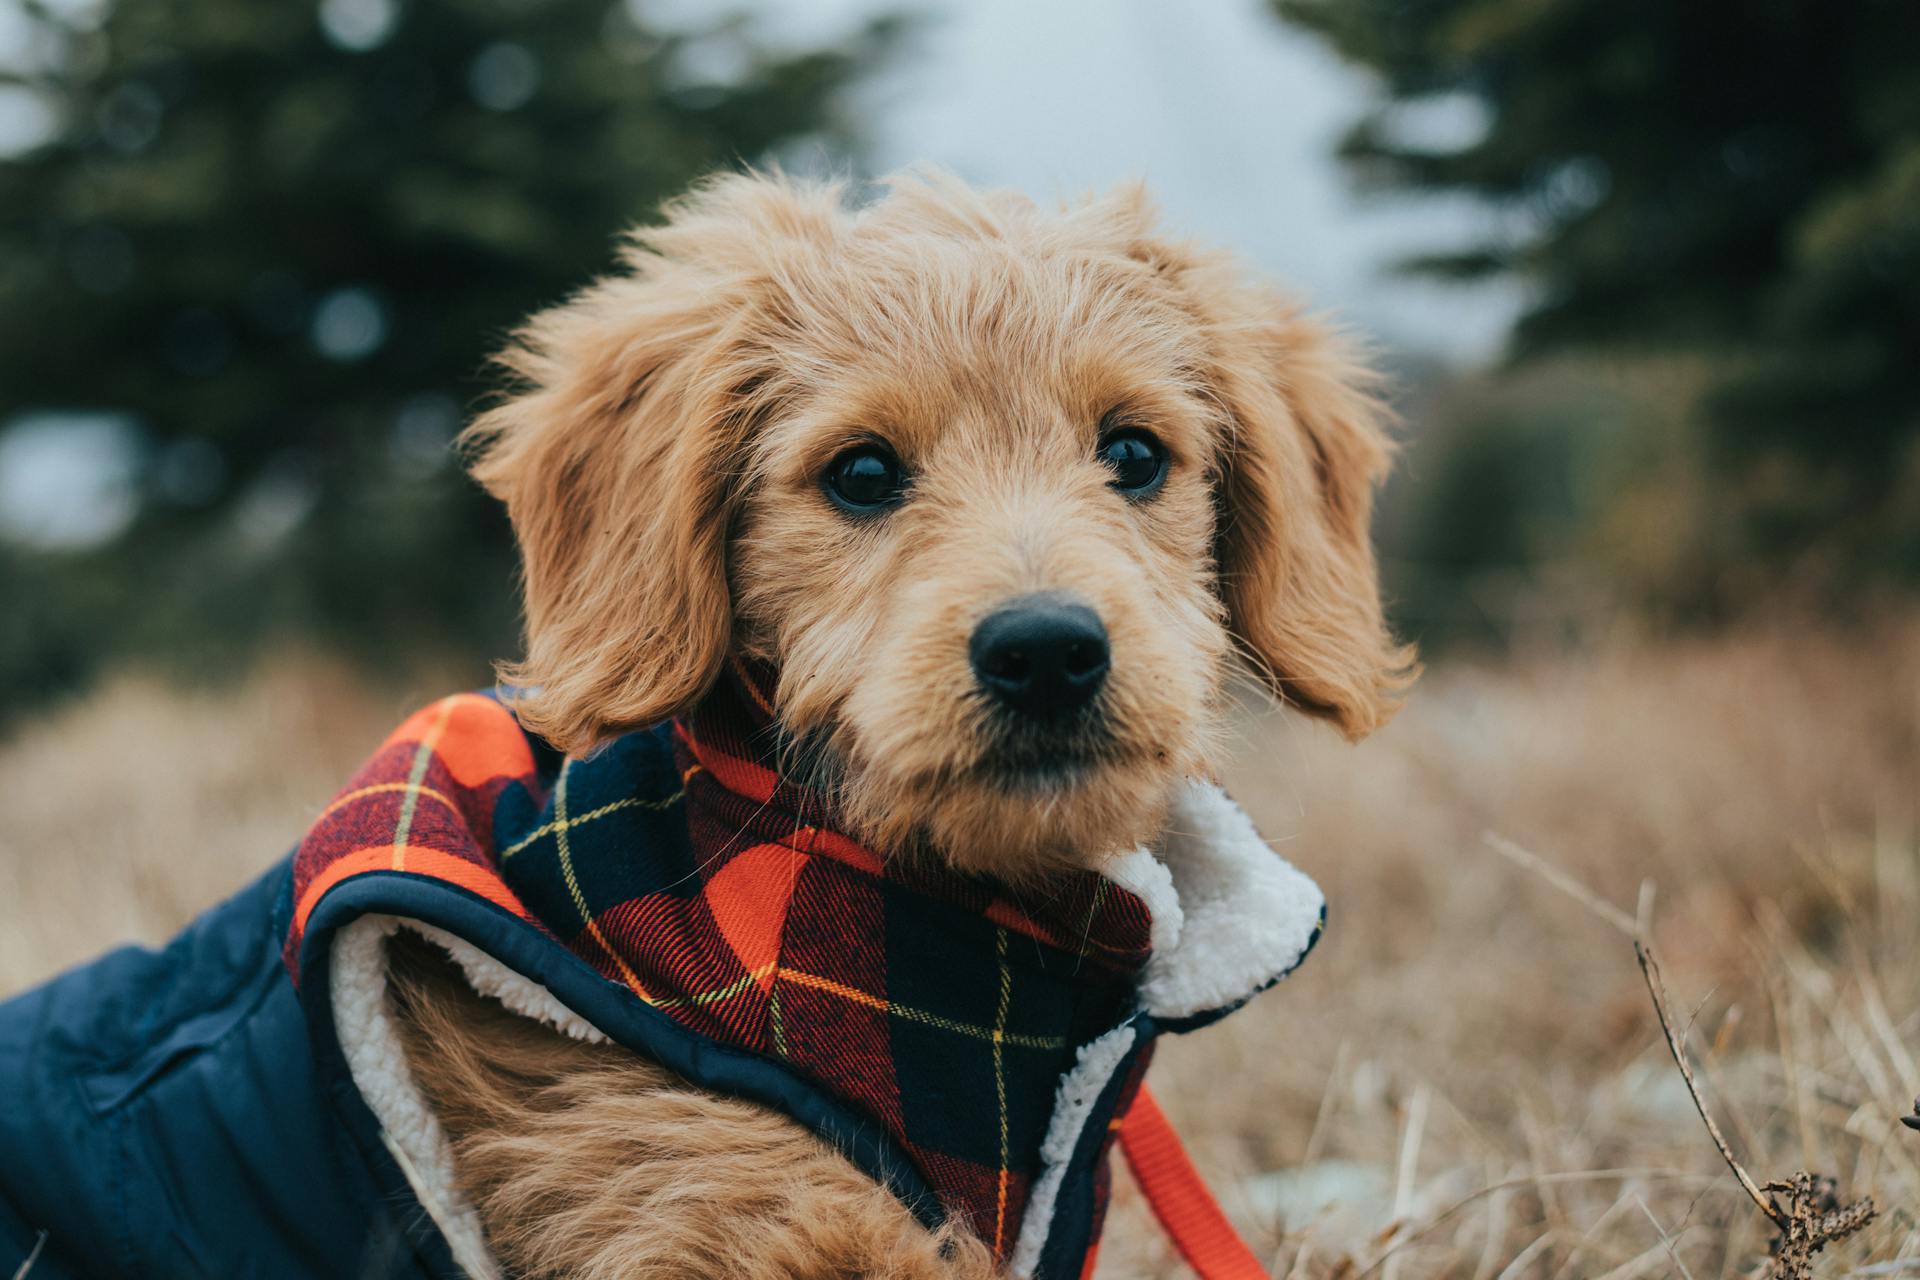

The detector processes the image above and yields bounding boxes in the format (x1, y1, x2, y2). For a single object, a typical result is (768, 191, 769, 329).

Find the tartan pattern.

(285, 660, 1156, 1262)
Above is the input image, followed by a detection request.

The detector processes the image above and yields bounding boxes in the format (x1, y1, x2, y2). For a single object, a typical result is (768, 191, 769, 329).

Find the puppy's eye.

(823, 444, 909, 513)
(1096, 427, 1168, 498)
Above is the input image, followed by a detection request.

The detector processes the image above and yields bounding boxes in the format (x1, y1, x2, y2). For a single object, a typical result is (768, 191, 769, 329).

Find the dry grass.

(4, 623, 1919, 1278)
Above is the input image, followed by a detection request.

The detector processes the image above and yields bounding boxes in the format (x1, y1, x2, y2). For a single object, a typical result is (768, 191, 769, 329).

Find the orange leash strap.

(1116, 1086, 1268, 1279)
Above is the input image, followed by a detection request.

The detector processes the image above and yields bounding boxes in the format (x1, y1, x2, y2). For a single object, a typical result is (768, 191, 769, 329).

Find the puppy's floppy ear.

(463, 173, 830, 754)
(1172, 254, 1417, 738)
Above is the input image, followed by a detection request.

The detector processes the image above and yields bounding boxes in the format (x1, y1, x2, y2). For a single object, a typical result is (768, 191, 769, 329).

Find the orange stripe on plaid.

(292, 845, 535, 938)
(728, 654, 779, 718)
(787, 823, 884, 875)
(678, 724, 888, 875)
(370, 694, 532, 788)
(773, 966, 890, 1012)
(677, 724, 781, 806)
(433, 693, 537, 786)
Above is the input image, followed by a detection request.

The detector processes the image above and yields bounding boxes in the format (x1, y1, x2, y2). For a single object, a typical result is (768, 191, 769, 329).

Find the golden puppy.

(392, 170, 1413, 1278)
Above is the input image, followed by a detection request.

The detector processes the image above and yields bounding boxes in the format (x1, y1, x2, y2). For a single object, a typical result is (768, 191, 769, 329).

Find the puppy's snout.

(969, 594, 1110, 720)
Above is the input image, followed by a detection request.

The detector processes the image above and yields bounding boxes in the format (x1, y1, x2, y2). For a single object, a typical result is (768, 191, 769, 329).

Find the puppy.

(0, 169, 1410, 1280)
(387, 171, 1413, 1277)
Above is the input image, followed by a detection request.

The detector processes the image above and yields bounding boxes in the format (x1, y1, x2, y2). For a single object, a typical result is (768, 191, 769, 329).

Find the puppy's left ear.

(1200, 279, 1419, 739)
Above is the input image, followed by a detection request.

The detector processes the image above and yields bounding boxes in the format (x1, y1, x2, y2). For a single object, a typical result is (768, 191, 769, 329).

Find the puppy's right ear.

(463, 174, 834, 754)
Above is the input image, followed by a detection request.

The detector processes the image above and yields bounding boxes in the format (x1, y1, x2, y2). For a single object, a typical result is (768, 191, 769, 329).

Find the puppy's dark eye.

(823, 444, 908, 513)
(1096, 427, 1168, 497)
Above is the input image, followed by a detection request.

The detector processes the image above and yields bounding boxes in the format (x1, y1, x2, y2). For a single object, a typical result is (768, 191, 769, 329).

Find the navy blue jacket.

(0, 859, 469, 1279)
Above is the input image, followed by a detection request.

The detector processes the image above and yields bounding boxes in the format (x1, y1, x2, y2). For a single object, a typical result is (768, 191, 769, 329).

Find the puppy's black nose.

(969, 595, 1110, 720)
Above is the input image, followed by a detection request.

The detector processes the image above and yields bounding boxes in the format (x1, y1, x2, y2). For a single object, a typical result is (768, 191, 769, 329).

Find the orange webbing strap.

(1117, 1086, 1269, 1279)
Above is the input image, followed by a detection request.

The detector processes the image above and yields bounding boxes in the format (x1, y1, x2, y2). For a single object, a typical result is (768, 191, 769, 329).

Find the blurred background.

(5, 0, 1916, 712)
(4, 1, 1919, 1276)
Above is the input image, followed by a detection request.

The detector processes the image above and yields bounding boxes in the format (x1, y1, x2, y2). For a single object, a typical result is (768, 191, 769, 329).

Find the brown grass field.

(4, 621, 1918, 1278)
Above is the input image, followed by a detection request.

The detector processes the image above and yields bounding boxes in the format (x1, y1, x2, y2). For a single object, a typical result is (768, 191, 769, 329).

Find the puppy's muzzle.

(969, 593, 1110, 722)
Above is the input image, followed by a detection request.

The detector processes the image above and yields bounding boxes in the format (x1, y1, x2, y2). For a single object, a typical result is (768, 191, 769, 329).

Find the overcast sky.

(689, 0, 1527, 364)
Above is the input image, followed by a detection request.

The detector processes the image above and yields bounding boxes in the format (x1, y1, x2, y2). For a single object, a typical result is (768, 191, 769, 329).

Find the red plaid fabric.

(285, 659, 1157, 1263)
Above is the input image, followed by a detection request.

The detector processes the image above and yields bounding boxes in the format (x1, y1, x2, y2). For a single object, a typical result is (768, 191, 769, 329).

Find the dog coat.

(0, 663, 1323, 1280)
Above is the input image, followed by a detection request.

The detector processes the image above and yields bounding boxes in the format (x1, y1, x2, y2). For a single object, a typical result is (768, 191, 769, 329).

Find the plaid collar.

(287, 670, 1324, 1276)
(287, 662, 1171, 1268)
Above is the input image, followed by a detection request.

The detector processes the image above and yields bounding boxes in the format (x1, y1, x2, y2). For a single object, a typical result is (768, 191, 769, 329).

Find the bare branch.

(1483, 832, 1639, 939)
(1636, 940, 1780, 1223)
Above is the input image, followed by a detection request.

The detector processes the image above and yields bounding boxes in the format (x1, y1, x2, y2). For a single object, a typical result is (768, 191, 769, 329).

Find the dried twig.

(1636, 941, 1780, 1222)
(1482, 834, 1885, 1279)
(1483, 832, 1639, 938)
(1637, 940, 1877, 1279)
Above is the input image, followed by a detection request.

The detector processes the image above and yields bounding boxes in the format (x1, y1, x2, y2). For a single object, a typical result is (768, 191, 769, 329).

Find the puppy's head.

(466, 172, 1415, 879)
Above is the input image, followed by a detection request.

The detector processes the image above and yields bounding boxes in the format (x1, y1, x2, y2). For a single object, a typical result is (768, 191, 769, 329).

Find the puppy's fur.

(392, 172, 1413, 1274)
(389, 931, 998, 1280)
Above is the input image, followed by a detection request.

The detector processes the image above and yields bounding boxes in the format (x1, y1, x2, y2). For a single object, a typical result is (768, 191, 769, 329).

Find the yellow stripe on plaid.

(561, 958, 1066, 1051)
(499, 791, 684, 860)
(774, 965, 1064, 1051)
(392, 697, 457, 872)
(553, 761, 657, 1004)
(767, 982, 789, 1059)
(648, 962, 776, 1012)
(319, 781, 460, 827)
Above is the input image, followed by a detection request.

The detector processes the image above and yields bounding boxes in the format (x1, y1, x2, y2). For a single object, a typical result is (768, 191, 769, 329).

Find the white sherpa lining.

(331, 916, 610, 1280)
(1006, 1023, 1138, 1277)
(1137, 780, 1325, 1021)
(329, 781, 1319, 1280)
(1008, 779, 1324, 1275)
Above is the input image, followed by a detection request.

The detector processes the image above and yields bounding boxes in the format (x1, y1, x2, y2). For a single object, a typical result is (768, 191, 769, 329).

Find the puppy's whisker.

(659, 770, 792, 892)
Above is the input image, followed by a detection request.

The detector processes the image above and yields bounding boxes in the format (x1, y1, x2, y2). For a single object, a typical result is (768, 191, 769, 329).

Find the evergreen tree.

(1278, 0, 1920, 598)
(0, 0, 896, 712)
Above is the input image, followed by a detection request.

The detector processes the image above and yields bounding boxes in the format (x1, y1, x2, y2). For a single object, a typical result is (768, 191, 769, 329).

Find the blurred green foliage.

(0, 0, 896, 720)
(1282, 0, 1920, 641)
